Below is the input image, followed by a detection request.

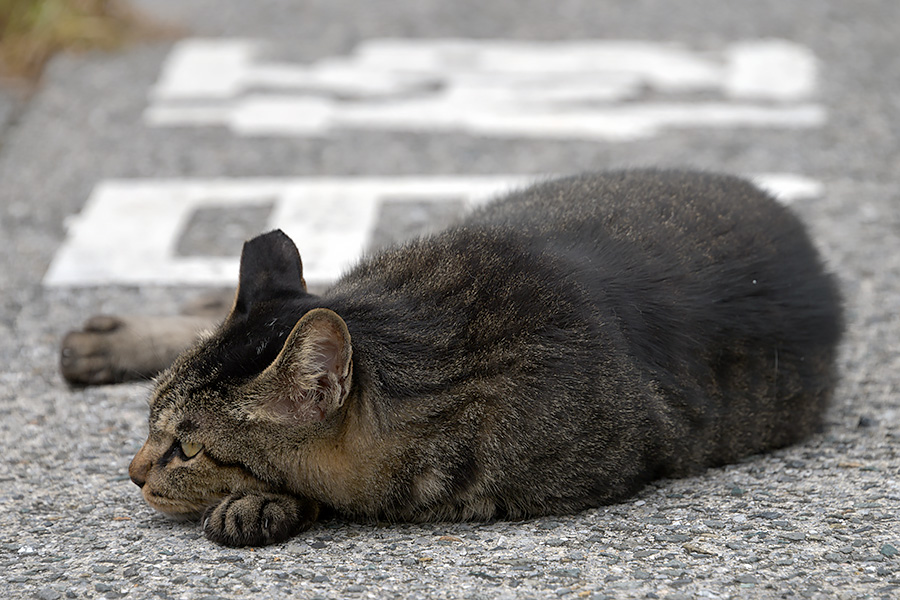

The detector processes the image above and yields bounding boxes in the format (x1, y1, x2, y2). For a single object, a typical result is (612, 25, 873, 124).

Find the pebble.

(550, 568, 581, 578)
(656, 534, 690, 543)
(545, 537, 568, 546)
(92, 564, 115, 574)
(37, 588, 61, 600)
(633, 570, 651, 580)
(753, 511, 782, 520)
(683, 543, 717, 556)
(217, 555, 245, 563)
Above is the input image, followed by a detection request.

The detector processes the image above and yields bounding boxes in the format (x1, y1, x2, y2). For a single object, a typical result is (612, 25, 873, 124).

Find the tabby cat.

(128, 170, 843, 547)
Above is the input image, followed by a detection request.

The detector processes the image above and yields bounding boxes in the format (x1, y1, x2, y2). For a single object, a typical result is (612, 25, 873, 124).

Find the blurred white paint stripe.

(147, 38, 822, 140)
(753, 173, 824, 204)
(153, 38, 818, 101)
(44, 174, 822, 288)
(44, 174, 823, 286)
(153, 39, 254, 99)
(147, 100, 826, 140)
(44, 176, 530, 288)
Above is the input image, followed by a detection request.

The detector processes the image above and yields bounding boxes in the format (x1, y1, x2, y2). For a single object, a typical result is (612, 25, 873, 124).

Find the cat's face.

(128, 346, 272, 519)
(128, 231, 354, 520)
(129, 412, 260, 519)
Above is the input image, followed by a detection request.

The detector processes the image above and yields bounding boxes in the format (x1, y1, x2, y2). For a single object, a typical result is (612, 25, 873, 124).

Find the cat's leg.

(60, 289, 234, 386)
(60, 314, 218, 385)
(203, 491, 320, 547)
(178, 289, 236, 319)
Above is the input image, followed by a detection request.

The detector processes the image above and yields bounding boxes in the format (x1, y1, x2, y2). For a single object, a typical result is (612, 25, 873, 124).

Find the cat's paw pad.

(61, 315, 133, 385)
(202, 492, 318, 547)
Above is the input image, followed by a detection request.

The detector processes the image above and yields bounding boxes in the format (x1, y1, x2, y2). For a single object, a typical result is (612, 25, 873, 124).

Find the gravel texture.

(2, 0, 899, 598)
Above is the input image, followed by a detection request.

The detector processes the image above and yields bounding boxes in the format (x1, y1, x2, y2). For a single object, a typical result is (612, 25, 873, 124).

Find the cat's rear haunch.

(129, 170, 843, 547)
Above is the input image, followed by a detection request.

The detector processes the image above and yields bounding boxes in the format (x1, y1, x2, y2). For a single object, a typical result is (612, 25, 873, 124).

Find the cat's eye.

(179, 440, 203, 459)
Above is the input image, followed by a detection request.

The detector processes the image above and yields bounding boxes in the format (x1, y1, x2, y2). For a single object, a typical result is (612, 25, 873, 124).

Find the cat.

(121, 169, 843, 547)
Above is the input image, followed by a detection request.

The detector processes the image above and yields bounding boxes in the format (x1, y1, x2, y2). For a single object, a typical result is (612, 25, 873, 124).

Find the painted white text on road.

(45, 174, 822, 287)
(146, 38, 824, 140)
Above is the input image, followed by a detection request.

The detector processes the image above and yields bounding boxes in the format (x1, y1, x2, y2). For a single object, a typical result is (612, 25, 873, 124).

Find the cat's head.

(128, 230, 353, 520)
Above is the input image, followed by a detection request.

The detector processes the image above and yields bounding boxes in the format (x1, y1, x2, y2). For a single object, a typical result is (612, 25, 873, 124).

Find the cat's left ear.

(228, 230, 308, 322)
(250, 308, 353, 423)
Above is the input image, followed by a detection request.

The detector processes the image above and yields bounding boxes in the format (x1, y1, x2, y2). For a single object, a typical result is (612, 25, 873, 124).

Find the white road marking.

(146, 38, 824, 140)
(45, 174, 822, 287)
(44, 177, 529, 288)
(751, 173, 824, 205)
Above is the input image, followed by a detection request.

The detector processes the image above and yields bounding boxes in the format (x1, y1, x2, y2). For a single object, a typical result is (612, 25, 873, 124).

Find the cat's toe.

(203, 492, 318, 547)
(83, 315, 126, 333)
(60, 324, 123, 385)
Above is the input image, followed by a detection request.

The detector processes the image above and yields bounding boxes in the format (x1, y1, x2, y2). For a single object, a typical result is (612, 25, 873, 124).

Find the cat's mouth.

(143, 488, 221, 520)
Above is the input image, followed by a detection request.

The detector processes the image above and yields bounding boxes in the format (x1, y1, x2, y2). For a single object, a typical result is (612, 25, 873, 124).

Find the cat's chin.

(162, 511, 203, 523)
(143, 490, 212, 521)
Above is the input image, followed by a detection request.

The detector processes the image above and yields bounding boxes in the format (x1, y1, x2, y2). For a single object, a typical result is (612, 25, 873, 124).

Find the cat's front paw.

(203, 492, 319, 547)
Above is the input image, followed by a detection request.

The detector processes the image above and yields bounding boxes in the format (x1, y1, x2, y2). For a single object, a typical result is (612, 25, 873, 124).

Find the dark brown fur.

(124, 170, 843, 547)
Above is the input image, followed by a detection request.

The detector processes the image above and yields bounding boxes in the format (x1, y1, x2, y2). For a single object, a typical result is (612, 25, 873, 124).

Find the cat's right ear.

(227, 230, 307, 320)
(247, 308, 353, 424)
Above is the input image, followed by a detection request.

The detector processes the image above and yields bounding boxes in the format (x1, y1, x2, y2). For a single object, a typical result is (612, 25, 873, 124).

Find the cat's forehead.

(147, 340, 221, 418)
(146, 380, 186, 437)
(150, 399, 180, 432)
(147, 360, 226, 438)
(148, 364, 200, 418)
(147, 299, 310, 411)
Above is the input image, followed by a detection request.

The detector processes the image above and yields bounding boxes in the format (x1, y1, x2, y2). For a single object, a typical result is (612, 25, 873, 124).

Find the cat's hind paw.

(202, 491, 319, 547)
(61, 316, 145, 385)
(60, 314, 215, 386)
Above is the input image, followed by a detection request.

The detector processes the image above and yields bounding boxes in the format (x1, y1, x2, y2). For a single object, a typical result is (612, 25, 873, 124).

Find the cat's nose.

(129, 444, 152, 488)
(129, 458, 146, 488)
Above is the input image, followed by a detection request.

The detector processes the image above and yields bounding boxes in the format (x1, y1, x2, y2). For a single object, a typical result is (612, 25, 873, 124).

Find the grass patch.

(0, 0, 173, 81)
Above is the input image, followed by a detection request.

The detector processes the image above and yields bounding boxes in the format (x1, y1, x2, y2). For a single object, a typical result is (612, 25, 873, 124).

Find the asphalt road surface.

(2, 1, 899, 599)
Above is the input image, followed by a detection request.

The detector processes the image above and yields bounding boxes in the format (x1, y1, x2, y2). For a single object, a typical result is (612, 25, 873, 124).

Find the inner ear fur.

(250, 308, 353, 422)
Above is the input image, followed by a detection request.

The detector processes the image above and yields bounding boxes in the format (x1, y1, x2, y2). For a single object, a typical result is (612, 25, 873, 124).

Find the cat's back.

(335, 169, 840, 350)
(464, 169, 843, 469)
(320, 169, 842, 517)
(468, 169, 841, 345)
(472, 169, 806, 263)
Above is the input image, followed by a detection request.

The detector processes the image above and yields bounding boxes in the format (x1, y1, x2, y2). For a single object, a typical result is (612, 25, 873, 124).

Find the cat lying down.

(63, 170, 843, 547)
